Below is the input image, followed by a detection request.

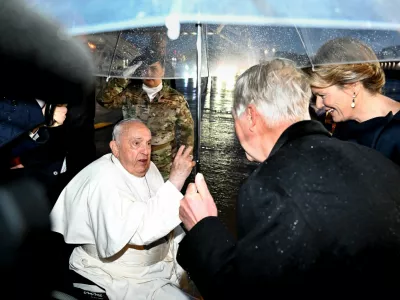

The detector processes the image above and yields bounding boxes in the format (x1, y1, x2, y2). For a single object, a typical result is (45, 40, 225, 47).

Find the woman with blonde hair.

(306, 37, 400, 165)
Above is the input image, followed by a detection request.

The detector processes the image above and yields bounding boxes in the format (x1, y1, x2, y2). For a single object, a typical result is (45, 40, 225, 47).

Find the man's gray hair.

(233, 58, 311, 126)
(112, 118, 144, 143)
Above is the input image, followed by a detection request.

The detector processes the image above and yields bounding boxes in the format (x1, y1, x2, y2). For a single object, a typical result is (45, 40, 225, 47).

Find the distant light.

(87, 42, 96, 50)
(272, 48, 276, 53)
(191, 32, 197, 35)
(207, 32, 214, 35)
(182, 32, 188, 35)
(264, 49, 269, 54)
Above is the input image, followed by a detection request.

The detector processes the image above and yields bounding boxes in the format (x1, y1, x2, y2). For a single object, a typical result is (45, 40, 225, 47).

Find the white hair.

(112, 117, 144, 143)
(233, 58, 311, 126)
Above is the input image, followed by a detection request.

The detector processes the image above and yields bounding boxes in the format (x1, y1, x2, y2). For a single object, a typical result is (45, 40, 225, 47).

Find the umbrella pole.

(195, 23, 202, 173)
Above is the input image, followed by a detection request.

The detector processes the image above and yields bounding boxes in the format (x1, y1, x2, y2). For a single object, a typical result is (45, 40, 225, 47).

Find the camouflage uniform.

(96, 79, 194, 180)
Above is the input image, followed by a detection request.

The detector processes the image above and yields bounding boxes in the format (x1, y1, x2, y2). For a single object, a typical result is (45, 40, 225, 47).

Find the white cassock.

(51, 153, 192, 300)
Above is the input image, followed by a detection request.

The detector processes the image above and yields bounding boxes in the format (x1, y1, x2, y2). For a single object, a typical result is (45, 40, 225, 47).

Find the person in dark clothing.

(177, 59, 400, 299)
(0, 97, 45, 148)
(6, 90, 96, 206)
(305, 38, 400, 165)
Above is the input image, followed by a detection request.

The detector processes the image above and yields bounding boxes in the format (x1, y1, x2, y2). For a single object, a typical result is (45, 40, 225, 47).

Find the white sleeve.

(88, 179, 182, 258)
(129, 180, 183, 245)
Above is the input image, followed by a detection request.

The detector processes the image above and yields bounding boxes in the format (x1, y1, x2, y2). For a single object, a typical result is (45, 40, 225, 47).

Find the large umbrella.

(24, 0, 400, 164)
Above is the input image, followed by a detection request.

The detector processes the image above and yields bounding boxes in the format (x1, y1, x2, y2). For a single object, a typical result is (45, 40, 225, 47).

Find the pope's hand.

(179, 173, 218, 231)
(169, 145, 196, 191)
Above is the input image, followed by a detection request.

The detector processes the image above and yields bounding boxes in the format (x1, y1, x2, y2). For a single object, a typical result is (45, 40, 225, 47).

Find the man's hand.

(179, 173, 218, 231)
(169, 145, 195, 191)
(10, 164, 24, 169)
(50, 105, 68, 127)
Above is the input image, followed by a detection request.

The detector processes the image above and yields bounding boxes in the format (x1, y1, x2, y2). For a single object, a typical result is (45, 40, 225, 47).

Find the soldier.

(96, 53, 194, 180)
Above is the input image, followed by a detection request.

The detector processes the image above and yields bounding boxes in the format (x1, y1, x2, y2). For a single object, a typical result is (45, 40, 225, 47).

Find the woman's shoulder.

(374, 112, 400, 164)
(380, 111, 400, 136)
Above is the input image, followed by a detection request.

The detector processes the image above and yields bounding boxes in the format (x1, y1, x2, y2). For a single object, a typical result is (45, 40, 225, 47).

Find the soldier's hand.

(169, 145, 196, 191)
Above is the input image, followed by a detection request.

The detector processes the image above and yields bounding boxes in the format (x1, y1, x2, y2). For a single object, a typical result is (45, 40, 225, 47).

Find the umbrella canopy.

(25, 0, 400, 78)
(68, 25, 400, 79)
(24, 0, 400, 34)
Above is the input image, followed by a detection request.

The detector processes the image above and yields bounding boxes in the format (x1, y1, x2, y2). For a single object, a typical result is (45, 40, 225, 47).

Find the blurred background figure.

(5, 93, 96, 206)
(306, 38, 400, 165)
(0, 0, 95, 299)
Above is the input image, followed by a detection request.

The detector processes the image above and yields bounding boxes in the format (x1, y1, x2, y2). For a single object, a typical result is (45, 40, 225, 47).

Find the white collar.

(142, 83, 162, 101)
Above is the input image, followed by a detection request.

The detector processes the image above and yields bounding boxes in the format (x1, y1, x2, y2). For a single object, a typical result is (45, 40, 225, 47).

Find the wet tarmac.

(94, 77, 258, 234)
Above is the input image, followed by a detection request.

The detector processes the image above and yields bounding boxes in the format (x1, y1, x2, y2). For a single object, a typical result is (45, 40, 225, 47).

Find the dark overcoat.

(178, 120, 400, 299)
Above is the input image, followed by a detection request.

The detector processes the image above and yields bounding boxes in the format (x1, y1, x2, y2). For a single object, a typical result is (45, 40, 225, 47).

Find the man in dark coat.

(177, 59, 400, 299)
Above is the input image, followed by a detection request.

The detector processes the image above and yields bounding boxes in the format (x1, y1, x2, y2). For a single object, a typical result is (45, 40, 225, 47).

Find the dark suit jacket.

(334, 111, 400, 166)
(0, 97, 44, 148)
(177, 120, 400, 299)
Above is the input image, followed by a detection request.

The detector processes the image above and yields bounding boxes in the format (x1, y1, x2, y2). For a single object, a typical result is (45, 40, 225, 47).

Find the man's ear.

(110, 141, 119, 158)
(247, 104, 259, 132)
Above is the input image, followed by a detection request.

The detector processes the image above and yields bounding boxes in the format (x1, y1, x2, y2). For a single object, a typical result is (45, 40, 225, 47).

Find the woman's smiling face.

(311, 84, 355, 122)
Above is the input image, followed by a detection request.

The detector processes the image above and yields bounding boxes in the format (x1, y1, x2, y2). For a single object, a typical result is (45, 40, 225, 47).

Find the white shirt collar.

(142, 83, 162, 102)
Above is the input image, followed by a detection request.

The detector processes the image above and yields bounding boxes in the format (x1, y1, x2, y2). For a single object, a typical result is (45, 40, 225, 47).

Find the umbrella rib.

(294, 26, 314, 70)
(107, 31, 123, 80)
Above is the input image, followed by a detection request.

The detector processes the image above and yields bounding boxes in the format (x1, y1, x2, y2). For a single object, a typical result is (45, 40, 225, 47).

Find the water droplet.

(310, 146, 314, 148)
(293, 220, 299, 225)
(320, 176, 323, 179)
(255, 245, 258, 249)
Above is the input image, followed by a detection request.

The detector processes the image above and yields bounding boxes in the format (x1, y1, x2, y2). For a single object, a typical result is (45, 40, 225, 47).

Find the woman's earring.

(351, 92, 356, 108)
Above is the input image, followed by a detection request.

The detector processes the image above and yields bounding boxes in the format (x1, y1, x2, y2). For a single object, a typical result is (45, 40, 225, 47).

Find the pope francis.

(50, 118, 196, 299)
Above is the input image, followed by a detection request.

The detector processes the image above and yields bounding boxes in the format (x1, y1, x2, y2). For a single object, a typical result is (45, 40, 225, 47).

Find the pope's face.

(111, 122, 152, 177)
